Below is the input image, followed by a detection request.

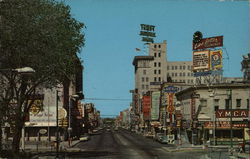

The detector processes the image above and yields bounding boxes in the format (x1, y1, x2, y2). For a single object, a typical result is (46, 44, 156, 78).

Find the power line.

(84, 98, 131, 101)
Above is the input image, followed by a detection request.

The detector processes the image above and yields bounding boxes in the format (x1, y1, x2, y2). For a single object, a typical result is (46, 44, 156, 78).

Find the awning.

(198, 114, 211, 121)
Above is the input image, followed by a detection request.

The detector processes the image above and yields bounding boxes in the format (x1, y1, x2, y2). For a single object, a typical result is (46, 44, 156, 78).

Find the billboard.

(193, 50, 210, 71)
(142, 96, 151, 120)
(151, 91, 160, 120)
(210, 50, 223, 70)
(193, 36, 223, 50)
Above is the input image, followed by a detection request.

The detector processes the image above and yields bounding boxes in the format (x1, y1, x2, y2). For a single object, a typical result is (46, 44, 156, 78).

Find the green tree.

(0, 0, 85, 154)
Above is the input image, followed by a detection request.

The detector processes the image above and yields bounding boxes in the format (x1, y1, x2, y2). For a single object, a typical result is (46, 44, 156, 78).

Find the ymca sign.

(216, 109, 249, 118)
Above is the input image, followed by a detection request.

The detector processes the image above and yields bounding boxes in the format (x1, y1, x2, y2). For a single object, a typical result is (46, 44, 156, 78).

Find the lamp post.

(227, 89, 233, 155)
(68, 94, 79, 147)
(56, 90, 59, 159)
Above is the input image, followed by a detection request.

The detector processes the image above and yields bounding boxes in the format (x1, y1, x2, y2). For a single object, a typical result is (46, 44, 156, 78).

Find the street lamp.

(68, 94, 79, 147)
(227, 89, 233, 155)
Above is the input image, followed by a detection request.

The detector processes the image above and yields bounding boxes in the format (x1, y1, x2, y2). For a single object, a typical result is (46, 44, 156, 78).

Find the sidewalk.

(23, 139, 81, 152)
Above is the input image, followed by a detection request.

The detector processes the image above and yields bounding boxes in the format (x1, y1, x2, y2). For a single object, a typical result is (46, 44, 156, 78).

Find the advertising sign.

(193, 50, 210, 71)
(151, 91, 160, 120)
(210, 50, 223, 70)
(216, 109, 249, 118)
(193, 36, 223, 50)
(163, 86, 179, 93)
(204, 121, 248, 129)
(167, 93, 175, 113)
(191, 98, 196, 119)
(142, 96, 151, 120)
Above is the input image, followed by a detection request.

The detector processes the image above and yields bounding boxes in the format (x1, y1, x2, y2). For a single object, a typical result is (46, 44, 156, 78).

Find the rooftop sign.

(193, 36, 223, 50)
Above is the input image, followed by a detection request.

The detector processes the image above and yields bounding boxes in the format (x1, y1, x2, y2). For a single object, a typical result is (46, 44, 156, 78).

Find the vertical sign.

(142, 96, 151, 120)
(167, 93, 175, 123)
(191, 98, 196, 119)
(151, 91, 160, 120)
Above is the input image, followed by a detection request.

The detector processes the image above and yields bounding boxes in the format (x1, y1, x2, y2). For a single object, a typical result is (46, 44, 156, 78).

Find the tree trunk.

(0, 119, 2, 153)
(11, 117, 23, 154)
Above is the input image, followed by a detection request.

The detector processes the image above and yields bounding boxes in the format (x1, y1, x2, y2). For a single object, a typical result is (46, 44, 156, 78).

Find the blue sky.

(61, 0, 250, 117)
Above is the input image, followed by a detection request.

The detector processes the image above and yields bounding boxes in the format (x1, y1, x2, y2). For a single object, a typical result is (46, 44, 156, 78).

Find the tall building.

(166, 61, 194, 84)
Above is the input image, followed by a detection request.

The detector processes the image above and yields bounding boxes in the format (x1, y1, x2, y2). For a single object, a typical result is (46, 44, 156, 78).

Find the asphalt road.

(34, 128, 212, 159)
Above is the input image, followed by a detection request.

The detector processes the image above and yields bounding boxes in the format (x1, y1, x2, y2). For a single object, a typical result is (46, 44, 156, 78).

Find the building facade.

(175, 83, 250, 145)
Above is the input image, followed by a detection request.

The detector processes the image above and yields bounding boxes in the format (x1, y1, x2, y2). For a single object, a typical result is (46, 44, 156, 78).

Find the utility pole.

(229, 89, 233, 155)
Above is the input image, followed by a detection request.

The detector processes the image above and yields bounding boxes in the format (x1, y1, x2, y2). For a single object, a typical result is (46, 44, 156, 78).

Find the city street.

(33, 128, 211, 159)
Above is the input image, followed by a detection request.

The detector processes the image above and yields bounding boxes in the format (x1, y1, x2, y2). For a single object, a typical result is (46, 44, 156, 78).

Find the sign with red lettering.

(204, 121, 248, 129)
(193, 36, 223, 50)
(167, 93, 175, 113)
(191, 98, 196, 119)
(142, 96, 151, 120)
(216, 109, 249, 118)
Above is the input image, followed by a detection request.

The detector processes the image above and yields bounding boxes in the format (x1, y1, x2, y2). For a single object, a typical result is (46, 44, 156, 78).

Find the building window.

(172, 73, 174, 77)
(175, 73, 177, 76)
(154, 45, 157, 48)
(154, 62, 157, 67)
(143, 70, 146, 75)
(158, 53, 161, 57)
(188, 72, 190, 76)
(247, 99, 249, 109)
(180, 66, 182, 70)
(188, 65, 191, 70)
(183, 72, 185, 76)
(175, 66, 177, 70)
(142, 77, 144, 82)
(154, 77, 157, 82)
(214, 99, 219, 109)
(172, 66, 174, 70)
(154, 53, 157, 57)
(167, 66, 169, 70)
(142, 85, 144, 89)
(225, 99, 230, 110)
(183, 66, 186, 70)
(158, 77, 161, 81)
(180, 73, 182, 76)
(146, 77, 149, 82)
(143, 62, 146, 67)
(158, 70, 161, 74)
(146, 85, 149, 89)
(154, 70, 157, 74)
(158, 62, 161, 67)
(236, 99, 241, 108)
(158, 45, 161, 48)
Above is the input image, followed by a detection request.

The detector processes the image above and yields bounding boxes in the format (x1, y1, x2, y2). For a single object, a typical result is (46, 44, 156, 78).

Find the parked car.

(154, 133, 164, 141)
(80, 134, 90, 141)
(158, 135, 168, 144)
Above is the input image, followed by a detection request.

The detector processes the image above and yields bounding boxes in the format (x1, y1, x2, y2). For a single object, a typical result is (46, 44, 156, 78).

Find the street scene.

(0, 0, 250, 159)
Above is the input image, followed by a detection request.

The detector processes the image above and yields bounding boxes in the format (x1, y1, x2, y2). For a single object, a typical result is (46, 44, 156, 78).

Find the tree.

(0, 0, 85, 154)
